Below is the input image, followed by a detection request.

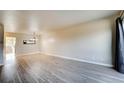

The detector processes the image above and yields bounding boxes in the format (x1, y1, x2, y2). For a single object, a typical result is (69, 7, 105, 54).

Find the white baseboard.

(41, 52, 113, 67)
(15, 52, 113, 67)
(16, 52, 41, 57)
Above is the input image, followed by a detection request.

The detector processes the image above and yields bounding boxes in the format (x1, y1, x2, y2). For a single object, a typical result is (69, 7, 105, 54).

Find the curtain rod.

(120, 10, 124, 19)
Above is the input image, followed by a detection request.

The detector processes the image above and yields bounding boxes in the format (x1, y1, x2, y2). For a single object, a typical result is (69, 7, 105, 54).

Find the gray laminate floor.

(0, 53, 124, 83)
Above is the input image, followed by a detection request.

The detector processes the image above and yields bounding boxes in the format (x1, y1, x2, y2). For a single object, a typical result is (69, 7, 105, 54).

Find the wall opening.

(5, 37, 16, 61)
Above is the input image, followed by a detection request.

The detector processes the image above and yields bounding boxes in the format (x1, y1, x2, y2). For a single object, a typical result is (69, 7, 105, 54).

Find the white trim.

(41, 52, 113, 67)
(16, 52, 41, 57)
(15, 52, 113, 67)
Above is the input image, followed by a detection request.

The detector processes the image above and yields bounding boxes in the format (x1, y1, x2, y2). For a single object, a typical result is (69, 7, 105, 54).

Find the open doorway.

(5, 37, 16, 61)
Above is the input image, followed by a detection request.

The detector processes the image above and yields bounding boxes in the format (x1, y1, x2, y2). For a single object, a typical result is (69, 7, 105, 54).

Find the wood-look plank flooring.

(0, 53, 124, 83)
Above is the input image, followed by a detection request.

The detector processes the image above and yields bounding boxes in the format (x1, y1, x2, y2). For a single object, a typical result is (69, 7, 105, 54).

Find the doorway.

(5, 37, 16, 61)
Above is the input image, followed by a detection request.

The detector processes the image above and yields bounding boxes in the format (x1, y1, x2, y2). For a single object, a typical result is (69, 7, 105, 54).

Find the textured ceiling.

(0, 10, 119, 33)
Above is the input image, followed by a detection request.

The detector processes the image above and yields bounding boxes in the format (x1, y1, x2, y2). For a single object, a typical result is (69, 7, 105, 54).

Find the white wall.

(5, 32, 41, 56)
(41, 17, 114, 67)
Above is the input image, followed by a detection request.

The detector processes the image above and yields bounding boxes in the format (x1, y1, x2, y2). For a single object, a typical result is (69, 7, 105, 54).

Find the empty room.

(0, 10, 124, 83)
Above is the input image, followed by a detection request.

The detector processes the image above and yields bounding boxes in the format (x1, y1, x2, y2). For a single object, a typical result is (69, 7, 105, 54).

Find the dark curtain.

(115, 17, 124, 73)
(0, 24, 3, 64)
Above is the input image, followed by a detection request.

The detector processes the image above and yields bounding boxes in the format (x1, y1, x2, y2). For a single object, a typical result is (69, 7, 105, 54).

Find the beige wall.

(4, 16, 115, 67)
(5, 32, 41, 56)
(41, 16, 115, 67)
